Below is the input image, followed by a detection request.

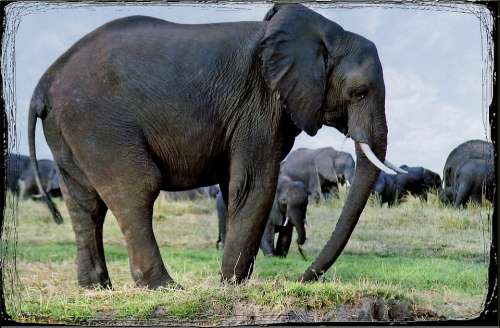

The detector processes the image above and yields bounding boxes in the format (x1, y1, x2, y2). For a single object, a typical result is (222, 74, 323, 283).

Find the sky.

(7, 2, 493, 175)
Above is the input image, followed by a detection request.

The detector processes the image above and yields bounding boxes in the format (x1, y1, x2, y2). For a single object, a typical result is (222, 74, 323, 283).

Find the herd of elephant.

(181, 139, 495, 259)
(15, 4, 496, 289)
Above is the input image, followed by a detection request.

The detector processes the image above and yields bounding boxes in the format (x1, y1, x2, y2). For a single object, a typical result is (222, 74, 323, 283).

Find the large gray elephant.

(281, 147, 355, 202)
(217, 175, 308, 257)
(374, 165, 441, 206)
(442, 140, 494, 205)
(28, 4, 399, 288)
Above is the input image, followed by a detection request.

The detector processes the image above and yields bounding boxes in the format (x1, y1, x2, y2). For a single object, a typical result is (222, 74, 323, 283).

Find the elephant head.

(261, 4, 401, 281)
(277, 178, 309, 246)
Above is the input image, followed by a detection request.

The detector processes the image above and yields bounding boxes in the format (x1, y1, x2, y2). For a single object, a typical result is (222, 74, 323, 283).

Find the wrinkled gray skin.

(29, 4, 388, 287)
(281, 147, 352, 202)
(442, 140, 494, 205)
(19, 159, 62, 200)
(217, 175, 308, 257)
(164, 185, 220, 200)
(452, 158, 494, 206)
(6, 153, 31, 195)
(374, 165, 441, 206)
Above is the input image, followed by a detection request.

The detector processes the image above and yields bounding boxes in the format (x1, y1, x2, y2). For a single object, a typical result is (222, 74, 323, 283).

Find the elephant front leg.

(275, 224, 293, 257)
(220, 156, 280, 283)
(260, 223, 276, 257)
(454, 181, 472, 207)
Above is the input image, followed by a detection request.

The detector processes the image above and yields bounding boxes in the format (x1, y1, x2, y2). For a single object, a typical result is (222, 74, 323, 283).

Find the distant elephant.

(28, 4, 399, 288)
(281, 147, 341, 202)
(373, 171, 397, 205)
(442, 140, 493, 205)
(217, 175, 309, 257)
(6, 153, 31, 195)
(374, 165, 441, 205)
(452, 158, 494, 206)
(164, 185, 219, 200)
(18, 159, 62, 199)
(332, 150, 356, 186)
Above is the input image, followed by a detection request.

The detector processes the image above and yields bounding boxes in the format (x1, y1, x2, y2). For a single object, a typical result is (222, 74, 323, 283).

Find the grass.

(2, 188, 491, 324)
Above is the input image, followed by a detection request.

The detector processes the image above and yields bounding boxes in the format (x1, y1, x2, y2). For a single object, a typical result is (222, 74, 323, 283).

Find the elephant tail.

(28, 86, 63, 224)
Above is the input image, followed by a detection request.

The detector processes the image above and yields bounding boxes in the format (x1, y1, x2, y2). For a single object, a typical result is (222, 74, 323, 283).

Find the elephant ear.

(260, 4, 330, 136)
(314, 155, 338, 183)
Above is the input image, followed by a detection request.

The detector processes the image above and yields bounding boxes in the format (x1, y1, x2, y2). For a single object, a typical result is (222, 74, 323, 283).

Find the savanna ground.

(2, 187, 492, 325)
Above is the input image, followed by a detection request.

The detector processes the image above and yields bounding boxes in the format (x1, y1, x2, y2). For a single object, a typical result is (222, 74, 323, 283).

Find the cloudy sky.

(8, 2, 492, 175)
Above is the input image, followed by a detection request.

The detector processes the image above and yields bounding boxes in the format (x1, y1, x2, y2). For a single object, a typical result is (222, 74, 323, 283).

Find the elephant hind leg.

(57, 168, 111, 289)
(96, 157, 176, 289)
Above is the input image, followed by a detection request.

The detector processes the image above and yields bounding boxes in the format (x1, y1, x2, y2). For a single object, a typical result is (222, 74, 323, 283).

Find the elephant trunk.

(301, 138, 387, 282)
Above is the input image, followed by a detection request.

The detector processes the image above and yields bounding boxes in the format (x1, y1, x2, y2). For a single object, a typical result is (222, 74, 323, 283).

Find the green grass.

(2, 189, 491, 324)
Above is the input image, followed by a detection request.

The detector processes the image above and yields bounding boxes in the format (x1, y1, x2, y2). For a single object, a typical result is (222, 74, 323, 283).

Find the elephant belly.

(146, 131, 226, 191)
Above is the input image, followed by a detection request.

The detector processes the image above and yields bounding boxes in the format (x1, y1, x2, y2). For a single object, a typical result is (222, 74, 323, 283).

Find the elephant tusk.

(283, 216, 290, 226)
(304, 218, 311, 228)
(384, 160, 408, 174)
(359, 143, 397, 175)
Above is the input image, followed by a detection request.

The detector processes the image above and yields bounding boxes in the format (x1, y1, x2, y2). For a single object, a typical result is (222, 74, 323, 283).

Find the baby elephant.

(216, 175, 309, 257)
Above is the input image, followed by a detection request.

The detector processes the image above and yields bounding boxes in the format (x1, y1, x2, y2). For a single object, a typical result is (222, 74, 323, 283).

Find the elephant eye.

(350, 86, 369, 102)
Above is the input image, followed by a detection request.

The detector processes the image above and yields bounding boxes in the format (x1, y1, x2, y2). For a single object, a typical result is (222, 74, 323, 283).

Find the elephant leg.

(216, 193, 227, 250)
(470, 194, 482, 204)
(220, 154, 280, 283)
(307, 171, 322, 203)
(58, 169, 111, 289)
(18, 179, 30, 200)
(216, 182, 229, 250)
(111, 197, 174, 288)
(275, 224, 293, 257)
(454, 181, 472, 207)
(216, 215, 226, 250)
(259, 223, 276, 256)
(92, 154, 175, 289)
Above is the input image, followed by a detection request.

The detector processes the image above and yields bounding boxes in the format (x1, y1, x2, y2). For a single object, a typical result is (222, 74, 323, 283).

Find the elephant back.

(443, 140, 493, 192)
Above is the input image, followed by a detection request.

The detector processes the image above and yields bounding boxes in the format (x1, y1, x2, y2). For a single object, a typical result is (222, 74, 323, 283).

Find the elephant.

(331, 149, 356, 186)
(163, 185, 220, 200)
(373, 165, 441, 205)
(18, 159, 62, 200)
(373, 171, 397, 206)
(452, 158, 494, 206)
(442, 139, 493, 205)
(28, 4, 400, 288)
(281, 147, 338, 202)
(6, 153, 31, 195)
(216, 175, 309, 257)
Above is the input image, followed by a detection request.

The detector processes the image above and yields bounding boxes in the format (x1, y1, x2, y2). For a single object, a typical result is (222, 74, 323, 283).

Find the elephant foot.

(78, 268, 112, 290)
(133, 269, 178, 290)
(156, 280, 184, 291)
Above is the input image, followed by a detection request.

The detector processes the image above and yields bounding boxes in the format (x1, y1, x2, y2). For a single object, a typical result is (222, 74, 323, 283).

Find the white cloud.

(8, 4, 489, 179)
